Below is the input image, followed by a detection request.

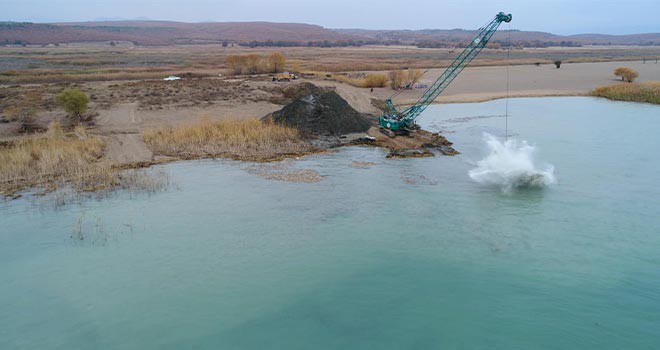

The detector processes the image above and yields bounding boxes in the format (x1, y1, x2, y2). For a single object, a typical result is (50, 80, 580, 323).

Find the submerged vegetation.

(142, 118, 317, 161)
(591, 81, 660, 104)
(0, 122, 168, 197)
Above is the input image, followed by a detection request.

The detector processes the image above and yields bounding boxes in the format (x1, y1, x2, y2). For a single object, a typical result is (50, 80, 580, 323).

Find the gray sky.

(2, 0, 659, 35)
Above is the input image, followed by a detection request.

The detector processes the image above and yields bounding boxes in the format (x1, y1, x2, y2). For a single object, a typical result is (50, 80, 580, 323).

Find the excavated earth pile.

(263, 82, 458, 157)
(263, 83, 372, 136)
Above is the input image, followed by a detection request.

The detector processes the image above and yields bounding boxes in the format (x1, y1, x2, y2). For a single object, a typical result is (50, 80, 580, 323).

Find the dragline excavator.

(378, 12, 512, 136)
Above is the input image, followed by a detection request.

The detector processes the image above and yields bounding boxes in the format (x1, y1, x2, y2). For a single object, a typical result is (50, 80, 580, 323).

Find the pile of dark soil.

(264, 83, 372, 136)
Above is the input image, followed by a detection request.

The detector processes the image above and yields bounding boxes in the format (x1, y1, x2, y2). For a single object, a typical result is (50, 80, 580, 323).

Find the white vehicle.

(164, 76, 181, 81)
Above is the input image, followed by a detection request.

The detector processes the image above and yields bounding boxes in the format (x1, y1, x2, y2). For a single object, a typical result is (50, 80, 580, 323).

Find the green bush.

(56, 89, 89, 120)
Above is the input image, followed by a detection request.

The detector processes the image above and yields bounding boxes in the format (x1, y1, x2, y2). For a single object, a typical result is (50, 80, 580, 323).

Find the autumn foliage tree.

(244, 54, 261, 75)
(389, 68, 423, 90)
(389, 70, 406, 90)
(268, 52, 286, 73)
(226, 53, 288, 75)
(225, 55, 246, 75)
(406, 68, 424, 86)
(614, 67, 639, 83)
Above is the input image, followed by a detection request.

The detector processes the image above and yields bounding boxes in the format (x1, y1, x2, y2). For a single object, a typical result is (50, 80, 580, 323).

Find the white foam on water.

(469, 133, 556, 191)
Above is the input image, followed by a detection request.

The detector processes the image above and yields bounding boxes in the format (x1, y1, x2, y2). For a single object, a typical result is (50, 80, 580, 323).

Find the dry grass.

(0, 122, 106, 195)
(3, 44, 658, 84)
(142, 118, 317, 161)
(591, 81, 660, 104)
(334, 73, 389, 88)
(0, 122, 169, 197)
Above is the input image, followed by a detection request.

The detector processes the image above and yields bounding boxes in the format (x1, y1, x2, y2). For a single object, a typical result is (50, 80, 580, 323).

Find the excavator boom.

(379, 12, 512, 132)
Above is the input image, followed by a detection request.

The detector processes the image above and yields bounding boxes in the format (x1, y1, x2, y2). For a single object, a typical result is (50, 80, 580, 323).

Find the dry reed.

(0, 122, 169, 196)
(334, 73, 389, 88)
(0, 122, 106, 195)
(591, 81, 660, 104)
(142, 118, 317, 161)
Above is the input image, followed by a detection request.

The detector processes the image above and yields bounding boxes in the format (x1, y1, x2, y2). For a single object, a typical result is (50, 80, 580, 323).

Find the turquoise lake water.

(1, 97, 659, 349)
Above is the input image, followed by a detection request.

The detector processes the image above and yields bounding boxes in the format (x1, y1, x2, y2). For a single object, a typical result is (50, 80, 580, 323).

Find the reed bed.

(334, 73, 389, 88)
(591, 81, 660, 104)
(142, 118, 317, 161)
(0, 122, 105, 194)
(0, 122, 168, 196)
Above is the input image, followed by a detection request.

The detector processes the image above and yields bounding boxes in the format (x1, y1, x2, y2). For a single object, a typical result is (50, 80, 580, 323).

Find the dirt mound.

(264, 83, 372, 136)
(281, 82, 327, 99)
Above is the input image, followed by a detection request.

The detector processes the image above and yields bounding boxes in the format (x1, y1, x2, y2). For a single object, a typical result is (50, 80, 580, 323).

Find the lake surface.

(2, 97, 659, 349)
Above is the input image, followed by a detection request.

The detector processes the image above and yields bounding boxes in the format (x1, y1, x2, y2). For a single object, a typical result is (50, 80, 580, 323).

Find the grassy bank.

(142, 118, 317, 161)
(0, 122, 167, 197)
(591, 81, 660, 104)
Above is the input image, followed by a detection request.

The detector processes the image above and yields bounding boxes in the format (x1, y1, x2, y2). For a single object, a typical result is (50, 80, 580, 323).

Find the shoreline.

(0, 89, 652, 199)
(3, 59, 659, 197)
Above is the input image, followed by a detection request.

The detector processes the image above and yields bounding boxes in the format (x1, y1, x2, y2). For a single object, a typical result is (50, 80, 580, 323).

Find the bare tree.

(245, 54, 261, 75)
(225, 55, 245, 75)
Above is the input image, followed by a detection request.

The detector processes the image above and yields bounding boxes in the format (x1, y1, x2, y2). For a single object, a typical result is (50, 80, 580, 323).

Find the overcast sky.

(2, 0, 659, 35)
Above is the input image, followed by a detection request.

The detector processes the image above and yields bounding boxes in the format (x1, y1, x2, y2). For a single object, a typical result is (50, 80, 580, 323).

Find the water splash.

(469, 133, 555, 191)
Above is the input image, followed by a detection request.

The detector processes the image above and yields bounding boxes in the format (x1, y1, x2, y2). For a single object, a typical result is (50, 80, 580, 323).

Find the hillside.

(0, 21, 350, 46)
(1, 20, 659, 47)
(336, 28, 660, 47)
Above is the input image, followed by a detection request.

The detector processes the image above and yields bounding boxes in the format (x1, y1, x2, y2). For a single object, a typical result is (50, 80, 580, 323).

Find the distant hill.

(335, 28, 660, 47)
(0, 21, 350, 46)
(1, 21, 658, 47)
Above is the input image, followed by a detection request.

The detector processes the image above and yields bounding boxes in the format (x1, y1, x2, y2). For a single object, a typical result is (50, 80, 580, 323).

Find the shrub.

(56, 89, 89, 121)
(363, 73, 389, 88)
(389, 70, 406, 89)
(406, 68, 424, 86)
(614, 67, 639, 82)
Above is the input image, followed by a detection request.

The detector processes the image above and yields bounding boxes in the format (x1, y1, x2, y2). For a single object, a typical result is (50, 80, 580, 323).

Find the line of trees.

(238, 39, 385, 48)
(416, 39, 583, 49)
(225, 52, 287, 75)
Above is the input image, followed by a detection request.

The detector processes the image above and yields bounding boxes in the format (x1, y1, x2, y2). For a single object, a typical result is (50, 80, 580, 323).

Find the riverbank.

(2, 60, 659, 196)
(590, 81, 660, 104)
